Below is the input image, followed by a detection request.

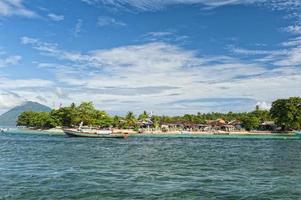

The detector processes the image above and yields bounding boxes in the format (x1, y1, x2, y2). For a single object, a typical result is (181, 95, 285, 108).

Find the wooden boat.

(63, 129, 125, 138)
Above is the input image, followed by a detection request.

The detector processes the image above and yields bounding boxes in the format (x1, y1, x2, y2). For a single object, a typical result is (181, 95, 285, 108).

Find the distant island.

(14, 97, 301, 134)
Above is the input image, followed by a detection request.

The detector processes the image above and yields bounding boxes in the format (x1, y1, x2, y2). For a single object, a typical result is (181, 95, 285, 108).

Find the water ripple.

(1, 132, 301, 199)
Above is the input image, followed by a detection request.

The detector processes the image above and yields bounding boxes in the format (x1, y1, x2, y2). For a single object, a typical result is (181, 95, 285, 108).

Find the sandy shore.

(18, 127, 295, 136)
(43, 128, 64, 133)
(138, 130, 276, 135)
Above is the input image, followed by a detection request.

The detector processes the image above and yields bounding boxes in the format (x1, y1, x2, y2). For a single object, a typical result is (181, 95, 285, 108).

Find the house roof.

(207, 119, 226, 125)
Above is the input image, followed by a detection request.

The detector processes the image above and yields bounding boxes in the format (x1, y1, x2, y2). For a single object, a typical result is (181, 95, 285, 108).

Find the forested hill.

(0, 101, 51, 127)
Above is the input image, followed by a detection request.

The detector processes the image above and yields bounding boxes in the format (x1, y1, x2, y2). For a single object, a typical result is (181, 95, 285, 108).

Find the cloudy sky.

(0, 0, 301, 115)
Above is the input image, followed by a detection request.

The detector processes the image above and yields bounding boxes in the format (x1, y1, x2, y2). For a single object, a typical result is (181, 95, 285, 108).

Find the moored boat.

(0, 128, 9, 133)
(63, 128, 125, 138)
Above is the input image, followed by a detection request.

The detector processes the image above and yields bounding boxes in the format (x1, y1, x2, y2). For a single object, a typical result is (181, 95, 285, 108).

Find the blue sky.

(0, 0, 301, 115)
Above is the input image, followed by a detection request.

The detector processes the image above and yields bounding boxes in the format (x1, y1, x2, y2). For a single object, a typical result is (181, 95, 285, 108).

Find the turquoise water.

(131, 133, 301, 140)
(1, 132, 301, 199)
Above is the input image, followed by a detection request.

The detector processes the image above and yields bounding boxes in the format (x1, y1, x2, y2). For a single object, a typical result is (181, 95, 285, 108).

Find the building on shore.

(155, 119, 244, 133)
(259, 121, 277, 131)
(138, 119, 154, 131)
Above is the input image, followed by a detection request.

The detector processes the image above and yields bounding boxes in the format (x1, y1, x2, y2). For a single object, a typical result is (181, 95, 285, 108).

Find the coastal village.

(15, 97, 301, 136)
(135, 118, 277, 134)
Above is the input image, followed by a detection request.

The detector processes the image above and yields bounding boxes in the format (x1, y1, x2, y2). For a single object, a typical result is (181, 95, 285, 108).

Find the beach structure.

(160, 123, 184, 132)
(259, 121, 277, 131)
(138, 118, 153, 129)
(157, 119, 244, 133)
(196, 124, 212, 131)
(205, 119, 244, 132)
(182, 123, 212, 132)
(228, 120, 243, 130)
(220, 125, 236, 132)
(206, 119, 227, 130)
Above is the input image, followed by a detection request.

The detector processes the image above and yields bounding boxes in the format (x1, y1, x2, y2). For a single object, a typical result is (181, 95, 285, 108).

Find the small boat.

(63, 129, 125, 138)
(0, 128, 9, 133)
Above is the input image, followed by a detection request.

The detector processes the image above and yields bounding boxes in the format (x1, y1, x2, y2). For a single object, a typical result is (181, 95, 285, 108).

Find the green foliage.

(138, 111, 149, 120)
(151, 115, 161, 128)
(112, 116, 124, 129)
(124, 112, 137, 129)
(239, 108, 272, 131)
(17, 111, 57, 129)
(94, 110, 112, 128)
(251, 109, 272, 122)
(0, 101, 51, 126)
(270, 97, 301, 130)
(241, 115, 260, 131)
(76, 102, 95, 126)
(17, 102, 112, 129)
(16, 97, 301, 131)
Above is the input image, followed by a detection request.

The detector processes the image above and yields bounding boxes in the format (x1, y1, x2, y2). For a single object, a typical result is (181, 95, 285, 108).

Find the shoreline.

(15, 127, 297, 136)
(5, 128, 300, 140)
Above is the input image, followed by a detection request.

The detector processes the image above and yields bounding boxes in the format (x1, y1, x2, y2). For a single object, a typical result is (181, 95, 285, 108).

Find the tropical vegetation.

(16, 97, 301, 131)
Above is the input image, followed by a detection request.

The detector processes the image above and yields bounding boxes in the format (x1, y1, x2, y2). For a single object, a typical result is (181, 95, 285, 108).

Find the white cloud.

(20, 36, 87, 63)
(0, 0, 36, 17)
(231, 35, 301, 67)
(231, 47, 280, 56)
(274, 45, 301, 66)
(74, 19, 83, 37)
(282, 37, 301, 47)
(141, 31, 189, 43)
(256, 101, 271, 110)
(0, 75, 58, 113)
(0, 92, 24, 112)
(0, 55, 21, 67)
(48, 13, 64, 21)
(0, 76, 54, 90)
(81, 0, 98, 4)
(20, 37, 301, 114)
(81, 0, 301, 11)
(82, 0, 245, 10)
(283, 25, 301, 34)
(144, 32, 173, 37)
(97, 16, 126, 27)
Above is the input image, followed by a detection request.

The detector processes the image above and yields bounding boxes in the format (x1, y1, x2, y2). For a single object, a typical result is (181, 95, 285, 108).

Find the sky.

(0, 0, 301, 115)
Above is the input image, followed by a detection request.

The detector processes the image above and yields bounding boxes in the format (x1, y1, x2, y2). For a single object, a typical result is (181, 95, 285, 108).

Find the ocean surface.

(1, 131, 301, 200)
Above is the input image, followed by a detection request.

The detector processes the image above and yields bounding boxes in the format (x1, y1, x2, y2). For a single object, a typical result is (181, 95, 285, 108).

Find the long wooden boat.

(63, 129, 125, 138)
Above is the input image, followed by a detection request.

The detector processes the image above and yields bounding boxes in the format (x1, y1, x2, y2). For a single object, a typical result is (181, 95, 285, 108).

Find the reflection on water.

(0, 132, 301, 199)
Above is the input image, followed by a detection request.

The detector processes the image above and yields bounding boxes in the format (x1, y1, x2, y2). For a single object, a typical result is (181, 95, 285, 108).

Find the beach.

(14, 127, 299, 139)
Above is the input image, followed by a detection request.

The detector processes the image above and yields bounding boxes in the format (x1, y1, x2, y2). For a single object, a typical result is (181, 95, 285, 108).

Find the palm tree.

(138, 111, 149, 120)
(125, 112, 137, 128)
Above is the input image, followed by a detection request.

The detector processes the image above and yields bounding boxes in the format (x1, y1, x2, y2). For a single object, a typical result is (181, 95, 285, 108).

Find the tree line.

(17, 97, 301, 131)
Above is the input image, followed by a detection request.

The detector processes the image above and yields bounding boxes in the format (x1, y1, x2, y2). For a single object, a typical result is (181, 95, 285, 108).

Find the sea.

(1, 131, 301, 200)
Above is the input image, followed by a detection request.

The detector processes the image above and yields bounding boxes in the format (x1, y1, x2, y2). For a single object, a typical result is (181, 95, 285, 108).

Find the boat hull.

(63, 129, 125, 138)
